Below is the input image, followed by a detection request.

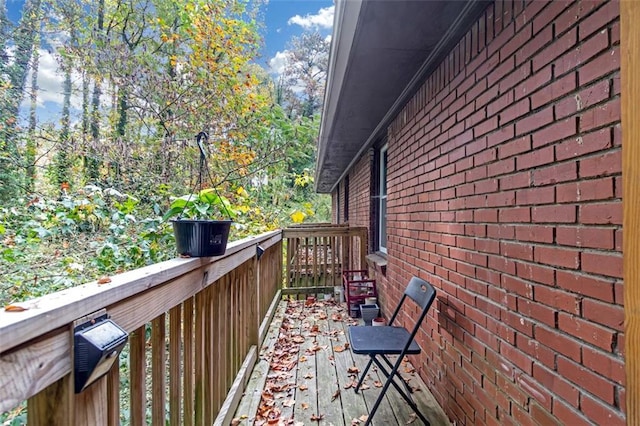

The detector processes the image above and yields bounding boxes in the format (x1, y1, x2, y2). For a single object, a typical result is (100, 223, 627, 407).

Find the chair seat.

(348, 325, 421, 355)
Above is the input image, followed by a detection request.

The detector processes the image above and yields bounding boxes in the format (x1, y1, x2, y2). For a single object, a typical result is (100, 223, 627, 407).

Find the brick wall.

(346, 0, 623, 424)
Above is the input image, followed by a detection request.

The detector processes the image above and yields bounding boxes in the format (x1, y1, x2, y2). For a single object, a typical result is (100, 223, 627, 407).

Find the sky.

(5, 0, 334, 121)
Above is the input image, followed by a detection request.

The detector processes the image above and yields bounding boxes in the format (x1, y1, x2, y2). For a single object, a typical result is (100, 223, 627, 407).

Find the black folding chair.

(348, 276, 436, 426)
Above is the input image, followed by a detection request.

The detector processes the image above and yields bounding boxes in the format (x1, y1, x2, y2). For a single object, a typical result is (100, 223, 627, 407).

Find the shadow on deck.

(234, 299, 451, 426)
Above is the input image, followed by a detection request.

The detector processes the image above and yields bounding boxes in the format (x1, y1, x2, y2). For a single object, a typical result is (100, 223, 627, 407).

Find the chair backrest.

(388, 276, 436, 332)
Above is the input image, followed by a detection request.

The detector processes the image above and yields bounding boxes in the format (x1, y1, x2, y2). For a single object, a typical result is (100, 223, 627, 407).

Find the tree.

(280, 31, 329, 118)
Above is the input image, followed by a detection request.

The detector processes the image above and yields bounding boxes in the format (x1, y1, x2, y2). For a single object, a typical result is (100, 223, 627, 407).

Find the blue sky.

(5, 0, 333, 121)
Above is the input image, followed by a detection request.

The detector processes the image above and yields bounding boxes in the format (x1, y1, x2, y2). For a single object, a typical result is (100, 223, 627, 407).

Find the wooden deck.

(234, 299, 451, 426)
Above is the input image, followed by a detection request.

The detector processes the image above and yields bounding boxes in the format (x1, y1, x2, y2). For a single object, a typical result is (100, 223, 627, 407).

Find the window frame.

(378, 144, 388, 254)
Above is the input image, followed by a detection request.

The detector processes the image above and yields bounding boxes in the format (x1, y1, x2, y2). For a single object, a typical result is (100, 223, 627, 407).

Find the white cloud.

(269, 50, 288, 75)
(288, 6, 334, 30)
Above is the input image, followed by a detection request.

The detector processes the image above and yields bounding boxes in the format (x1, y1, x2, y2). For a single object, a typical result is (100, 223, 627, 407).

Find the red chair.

(342, 270, 377, 316)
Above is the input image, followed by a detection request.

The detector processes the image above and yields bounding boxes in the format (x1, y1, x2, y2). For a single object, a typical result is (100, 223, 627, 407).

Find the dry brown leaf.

(302, 403, 309, 410)
(344, 342, 350, 349)
(310, 414, 325, 421)
(299, 384, 308, 391)
(334, 345, 345, 353)
(347, 366, 359, 374)
(97, 276, 112, 284)
(351, 419, 361, 425)
(406, 413, 418, 424)
(4, 304, 28, 312)
(360, 384, 370, 390)
(310, 324, 319, 333)
(231, 418, 241, 426)
(373, 381, 383, 388)
(359, 415, 369, 422)
(299, 356, 308, 363)
(283, 399, 295, 407)
(331, 313, 342, 321)
(331, 389, 340, 401)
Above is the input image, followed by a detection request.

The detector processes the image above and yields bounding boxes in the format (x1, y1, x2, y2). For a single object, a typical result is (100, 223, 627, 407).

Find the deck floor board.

(235, 300, 451, 426)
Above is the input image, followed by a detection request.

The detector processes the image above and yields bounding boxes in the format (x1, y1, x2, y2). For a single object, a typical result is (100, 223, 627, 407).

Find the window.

(378, 145, 388, 253)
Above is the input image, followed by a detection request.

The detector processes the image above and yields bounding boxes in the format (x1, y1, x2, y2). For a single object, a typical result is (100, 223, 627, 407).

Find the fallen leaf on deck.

(406, 413, 418, 424)
(331, 313, 342, 321)
(318, 312, 327, 320)
(97, 276, 112, 284)
(344, 342, 350, 349)
(299, 384, 308, 391)
(310, 325, 319, 333)
(331, 389, 340, 401)
(231, 418, 241, 425)
(240, 415, 248, 419)
(310, 414, 325, 421)
(351, 419, 361, 425)
(283, 399, 295, 407)
(360, 384, 370, 390)
(304, 372, 314, 379)
(4, 304, 28, 312)
(359, 415, 369, 422)
(299, 356, 308, 363)
(347, 366, 359, 374)
(334, 345, 345, 352)
(302, 403, 309, 410)
(373, 381, 383, 388)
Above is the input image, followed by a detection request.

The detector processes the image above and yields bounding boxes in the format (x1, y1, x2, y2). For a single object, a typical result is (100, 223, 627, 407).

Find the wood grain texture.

(129, 326, 146, 426)
(107, 360, 120, 426)
(28, 374, 73, 426)
(75, 377, 108, 426)
(0, 231, 281, 353)
(151, 314, 166, 425)
(1, 331, 71, 413)
(183, 297, 195, 426)
(622, 1, 640, 424)
(213, 346, 257, 426)
(169, 304, 182, 426)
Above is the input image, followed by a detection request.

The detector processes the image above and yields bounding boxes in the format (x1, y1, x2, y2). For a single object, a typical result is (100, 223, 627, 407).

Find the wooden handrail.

(0, 230, 283, 424)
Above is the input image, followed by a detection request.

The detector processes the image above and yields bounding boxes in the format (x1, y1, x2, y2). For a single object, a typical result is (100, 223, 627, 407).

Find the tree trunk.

(25, 39, 39, 193)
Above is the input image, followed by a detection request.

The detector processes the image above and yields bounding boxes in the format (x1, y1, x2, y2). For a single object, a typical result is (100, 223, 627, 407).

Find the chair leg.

(355, 357, 375, 393)
(364, 356, 431, 426)
(379, 354, 415, 397)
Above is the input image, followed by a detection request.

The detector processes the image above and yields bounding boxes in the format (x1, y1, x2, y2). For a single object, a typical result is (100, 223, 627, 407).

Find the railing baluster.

(107, 359, 120, 426)
(194, 289, 205, 425)
(152, 314, 166, 425)
(183, 297, 195, 426)
(169, 304, 182, 426)
(130, 325, 146, 426)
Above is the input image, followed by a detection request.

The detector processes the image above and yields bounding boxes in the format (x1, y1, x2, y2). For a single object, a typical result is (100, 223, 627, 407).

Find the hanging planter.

(163, 132, 235, 257)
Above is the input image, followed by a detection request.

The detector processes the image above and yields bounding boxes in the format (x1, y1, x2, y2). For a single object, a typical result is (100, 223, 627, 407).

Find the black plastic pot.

(172, 219, 232, 257)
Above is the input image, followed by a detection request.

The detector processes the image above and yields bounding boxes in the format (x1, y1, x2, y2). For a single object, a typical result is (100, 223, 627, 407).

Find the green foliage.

(0, 186, 175, 305)
(163, 188, 236, 220)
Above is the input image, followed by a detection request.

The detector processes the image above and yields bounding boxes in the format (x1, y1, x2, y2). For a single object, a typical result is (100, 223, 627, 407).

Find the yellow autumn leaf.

(290, 210, 306, 223)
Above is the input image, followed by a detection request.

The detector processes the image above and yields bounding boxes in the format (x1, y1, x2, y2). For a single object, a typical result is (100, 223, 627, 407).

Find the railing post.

(28, 374, 74, 425)
(74, 376, 108, 425)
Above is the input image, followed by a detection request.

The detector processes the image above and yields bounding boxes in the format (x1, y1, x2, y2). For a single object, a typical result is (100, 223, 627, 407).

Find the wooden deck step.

(234, 299, 451, 426)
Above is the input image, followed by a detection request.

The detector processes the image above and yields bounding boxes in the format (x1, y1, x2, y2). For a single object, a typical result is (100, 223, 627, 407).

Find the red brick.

(555, 1, 600, 35)
(532, 26, 577, 71)
(529, 401, 558, 425)
(534, 285, 581, 315)
(555, 29, 609, 76)
(531, 204, 576, 223)
(499, 343, 533, 376)
(499, 171, 531, 190)
(516, 261, 555, 285)
(487, 158, 515, 177)
(555, 79, 611, 120)
(556, 356, 615, 404)
(502, 309, 534, 337)
(514, 225, 554, 243)
(579, 47, 620, 86)
(579, 202, 622, 225)
(556, 177, 615, 204)
(579, 98, 621, 132)
(533, 361, 580, 405)
(515, 334, 555, 369)
(516, 145, 554, 170)
(498, 207, 530, 223)
(580, 392, 626, 426)
(500, 241, 533, 261)
(534, 245, 579, 269)
(556, 270, 615, 303)
(552, 397, 591, 424)
(515, 106, 554, 135)
(555, 127, 612, 160)
(486, 125, 515, 148)
(516, 186, 554, 205)
(517, 298, 556, 327)
(579, 149, 622, 178)
(532, 117, 577, 148)
(531, 72, 576, 109)
(558, 312, 616, 351)
(582, 298, 624, 332)
(498, 136, 531, 159)
(514, 65, 552, 100)
(556, 226, 615, 250)
(582, 346, 625, 386)
(501, 274, 534, 298)
(532, 161, 577, 186)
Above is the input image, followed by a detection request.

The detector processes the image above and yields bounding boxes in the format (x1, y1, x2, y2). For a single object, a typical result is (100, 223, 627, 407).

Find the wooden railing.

(0, 230, 282, 425)
(282, 224, 368, 296)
